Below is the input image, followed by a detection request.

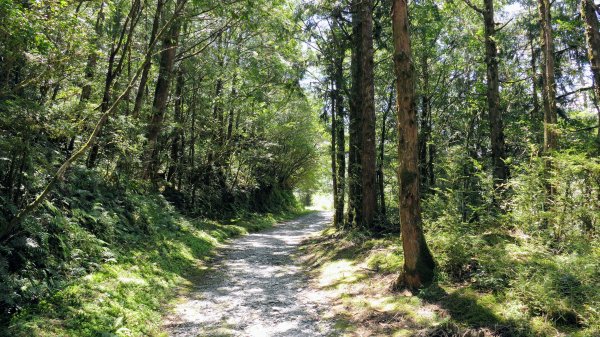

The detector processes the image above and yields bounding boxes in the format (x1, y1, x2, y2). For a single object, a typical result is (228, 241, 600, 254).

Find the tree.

(391, 0, 435, 290)
(143, 0, 186, 180)
(582, 0, 600, 148)
(333, 25, 347, 228)
(87, 0, 142, 168)
(132, 0, 165, 118)
(349, 0, 377, 229)
(538, 0, 558, 153)
(463, 0, 509, 186)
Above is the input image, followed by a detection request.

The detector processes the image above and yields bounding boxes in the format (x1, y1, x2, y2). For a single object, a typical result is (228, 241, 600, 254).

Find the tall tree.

(348, 0, 362, 227)
(358, 0, 377, 229)
(464, 0, 509, 185)
(331, 11, 347, 228)
(391, 0, 435, 289)
(143, 0, 186, 179)
(582, 0, 600, 147)
(330, 75, 339, 225)
(132, 0, 165, 118)
(349, 0, 377, 228)
(88, 0, 142, 168)
(378, 85, 394, 217)
(335, 43, 347, 228)
(167, 68, 185, 184)
(527, 5, 541, 129)
(67, 3, 106, 156)
(538, 0, 558, 152)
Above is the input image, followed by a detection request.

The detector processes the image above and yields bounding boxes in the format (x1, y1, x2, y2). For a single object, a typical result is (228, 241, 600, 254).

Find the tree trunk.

(214, 75, 224, 144)
(529, 25, 541, 124)
(226, 71, 238, 143)
(418, 54, 431, 191)
(68, 3, 105, 156)
(582, 0, 600, 147)
(359, 0, 377, 229)
(331, 79, 339, 225)
(378, 86, 393, 217)
(349, 0, 377, 229)
(347, 0, 363, 227)
(333, 26, 346, 228)
(143, 0, 185, 180)
(132, 0, 164, 118)
(167, 68, 184, 183)
(428, 141, 435, 188)
(483, 0, 509, 185)
(391, 0, 435, 290)
(538, 0, 558, 152)
(538, 0, 558, 204)
(335, 83, 346, 228)
(190, 85, 198, 208)
(88, 0, 141, 168)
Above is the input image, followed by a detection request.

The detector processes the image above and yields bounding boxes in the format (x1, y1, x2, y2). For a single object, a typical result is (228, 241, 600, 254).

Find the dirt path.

(163, 211, 337, 337)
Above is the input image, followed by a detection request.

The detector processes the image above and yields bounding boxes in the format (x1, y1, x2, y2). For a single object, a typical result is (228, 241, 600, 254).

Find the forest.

(0, 0, 599, 336)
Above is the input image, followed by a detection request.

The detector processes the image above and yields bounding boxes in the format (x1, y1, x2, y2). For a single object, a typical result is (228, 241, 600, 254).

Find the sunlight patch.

(319, 260, 356, 287)
(117, 276, 147, 286)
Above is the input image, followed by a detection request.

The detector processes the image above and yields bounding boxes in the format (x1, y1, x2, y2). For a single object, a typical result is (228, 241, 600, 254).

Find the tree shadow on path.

(163, 211, 338, 337)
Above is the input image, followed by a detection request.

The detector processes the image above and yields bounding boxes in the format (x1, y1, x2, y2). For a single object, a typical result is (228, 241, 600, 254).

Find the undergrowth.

(1, 168, 306, 336)
(302, 153, 600, 336)
(302, 227, 600, 337)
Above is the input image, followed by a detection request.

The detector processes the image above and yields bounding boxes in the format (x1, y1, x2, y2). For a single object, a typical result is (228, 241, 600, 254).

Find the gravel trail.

(163, 211, 337, 337)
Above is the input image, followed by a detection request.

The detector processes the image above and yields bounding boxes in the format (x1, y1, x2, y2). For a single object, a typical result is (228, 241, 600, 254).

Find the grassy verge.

(300, 227, 600, 337)
(6, 194, 308, 337)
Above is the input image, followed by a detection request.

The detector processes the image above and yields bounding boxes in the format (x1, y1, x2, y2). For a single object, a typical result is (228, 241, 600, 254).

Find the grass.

(6, 194, 309, 337)
(299, 226, 600, 337)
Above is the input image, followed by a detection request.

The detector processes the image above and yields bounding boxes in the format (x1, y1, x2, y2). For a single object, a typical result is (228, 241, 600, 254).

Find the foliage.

(0, 169, 307, 336)
(2, 0, 600, 334)
(0, 0, 322, 331)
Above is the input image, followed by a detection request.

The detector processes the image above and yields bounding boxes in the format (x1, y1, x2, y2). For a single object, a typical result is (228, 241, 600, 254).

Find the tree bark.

(347, 0, 363, 227)
(333, 22, 346, 228)
(143, 0, 185, 180)
(132, 0, 164, 118)
(349, 0, 377, 229)
(331, 79, 339, 225)
(335, 76, 346, 228)
(359, 0, 377, 229)
(483, 0, 509, 185)
(529, 22, 541, 124)
(88, 0, 141, 168)
(418, 54, 431, 191)
(167, 68, 184, 183)
(582, 0, 600, 147)
(378, 86, 393, 217)
(190, 84, 198, 208)
(538, 0, 558, 152)
(392, 0, 435, 290)
(538, 0, 558, 204)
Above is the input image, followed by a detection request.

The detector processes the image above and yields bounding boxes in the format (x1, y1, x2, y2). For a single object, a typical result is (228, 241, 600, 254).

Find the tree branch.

(557, 86, 593, 100)
(0, 0, 188, 242)
(495, 18, 513, 32)
(462, 0, 484, 14)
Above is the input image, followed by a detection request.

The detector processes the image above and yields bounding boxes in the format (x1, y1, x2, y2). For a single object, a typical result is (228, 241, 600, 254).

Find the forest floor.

(5, 192, 311, 337)
(298, 227, 585, 337)
(163, 211, 338, 337)
(298, 228, 504, 337)
(160, 209, 597, 337)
